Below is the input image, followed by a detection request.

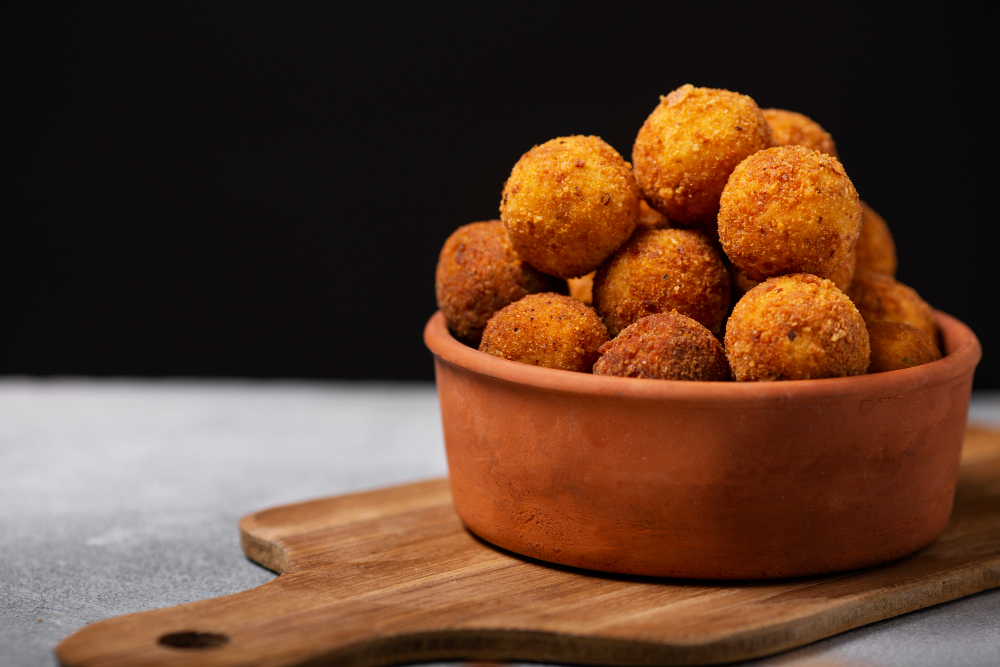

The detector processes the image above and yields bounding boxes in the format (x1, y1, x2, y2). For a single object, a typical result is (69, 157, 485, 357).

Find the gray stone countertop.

(1, 380, 998, 666)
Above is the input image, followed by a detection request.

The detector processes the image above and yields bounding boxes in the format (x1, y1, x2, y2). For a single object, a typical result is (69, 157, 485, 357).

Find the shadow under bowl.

(424, 310, 981, 579)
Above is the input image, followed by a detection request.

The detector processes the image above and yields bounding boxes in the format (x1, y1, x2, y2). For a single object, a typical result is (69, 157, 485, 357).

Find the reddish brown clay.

(424, 310, 981, 579)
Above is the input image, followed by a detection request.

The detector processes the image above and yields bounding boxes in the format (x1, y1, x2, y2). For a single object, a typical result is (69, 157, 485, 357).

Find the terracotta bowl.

(424, 310, 981, 579)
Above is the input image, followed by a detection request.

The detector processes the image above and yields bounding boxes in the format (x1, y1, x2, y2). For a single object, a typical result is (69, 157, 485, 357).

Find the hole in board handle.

(158, 631, 230, 649)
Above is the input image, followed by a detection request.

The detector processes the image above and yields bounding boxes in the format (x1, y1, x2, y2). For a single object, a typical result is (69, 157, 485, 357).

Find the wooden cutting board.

(57, 427, 1000, 667)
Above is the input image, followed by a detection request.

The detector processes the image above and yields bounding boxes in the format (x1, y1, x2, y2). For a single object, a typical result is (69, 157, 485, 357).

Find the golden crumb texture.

(763, 108, 838, 157)
(718, 145, 861, 282)
(500, 135, 640, 279)
(593, 228, 731, 337)
(725, 274, 870, 381)
(478, 293, 610, 372)
(435, 221, 566, 345)
(855, 202, 898, 276)
(847, 271, 936, 339)
(632, 84, 772, 232)
(867, 321, 941, 373)
(594, 312, 730, 381)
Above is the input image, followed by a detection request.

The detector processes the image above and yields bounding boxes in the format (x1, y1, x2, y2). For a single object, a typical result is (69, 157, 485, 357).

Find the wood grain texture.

(57, 427, 1000, 667)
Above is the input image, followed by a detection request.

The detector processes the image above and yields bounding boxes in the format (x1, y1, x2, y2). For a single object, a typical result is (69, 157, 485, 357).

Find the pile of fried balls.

(435, 84, 940, 381)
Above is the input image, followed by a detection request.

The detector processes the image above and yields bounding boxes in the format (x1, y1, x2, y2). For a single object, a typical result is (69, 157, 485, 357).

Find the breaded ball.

(867, 321, 941, 374)
(637, 199, 672, 230)
(725, 274, 870, 381)
(479, 293, 610, 372)
(763, 108, 838, 157)
(500, 135, 640, 279)
(632, 84, 772, 232)
(593, 228, 731, 337)
(435, 221, 566, 345)
(847, 271, 936, 339)
(731, 250, 856, 298)
(593, 312, 730, 381)
(855, 202, 898, 276)
(568, 271, 596, 305)
(718, 145, 861, 282)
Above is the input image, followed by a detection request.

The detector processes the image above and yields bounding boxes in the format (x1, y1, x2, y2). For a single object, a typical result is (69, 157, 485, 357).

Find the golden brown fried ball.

(763, 108, 838, 157)
(866, 321, 941, 374)
(637, 198, 672, 229)
(568, 271, 596, 305)
(593, 228, 731, 337)
(855, 202, 898, 276)
(479, 293, 610, 372)
(725, 274, 870, 381)
(500, 135, 640, 279)
(435, 221, 567, 345)
(718, 145, 861, 282)
(632, 85, 772, 232)
(593, 312, 730, 381)
(847, 271, 936, 339)
(730, 250, 856, 298)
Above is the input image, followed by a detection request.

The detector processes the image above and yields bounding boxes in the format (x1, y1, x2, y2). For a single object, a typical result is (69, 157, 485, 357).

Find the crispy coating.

(593, 312, 730, 381)
(855, 201, 898, 276)
(637, 199, 672, 230)
(725, 274, 870, 381)
(479, 293, 610, 372)
(867, 321, 941, 373)
(731, 250, 856, 298)
(568, 271, 596, 305)
(500, 135, 640, 279)
(826, 249, 857, 292)
(593, 228, 731, 337)
(718, 145, 861, 282)
(763, 108, 838, 157)
(436, 221, 567, 345)
(632, 85, 772, 232)
(847, 271, 936, 339)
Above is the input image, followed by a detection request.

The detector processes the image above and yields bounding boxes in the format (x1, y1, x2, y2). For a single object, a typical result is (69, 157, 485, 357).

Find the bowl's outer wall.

(427, 311, 981, 579)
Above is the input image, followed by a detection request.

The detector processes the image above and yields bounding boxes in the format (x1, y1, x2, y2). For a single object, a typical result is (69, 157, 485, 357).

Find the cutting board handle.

(55, 571, 436, 666)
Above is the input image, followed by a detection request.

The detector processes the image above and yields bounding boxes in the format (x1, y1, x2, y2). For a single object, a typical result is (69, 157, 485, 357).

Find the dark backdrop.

(13, 3, 999, 386)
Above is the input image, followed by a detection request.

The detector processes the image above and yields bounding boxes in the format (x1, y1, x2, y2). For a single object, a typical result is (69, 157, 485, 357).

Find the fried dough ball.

(593, 228, 731, 337)
(479, 293, 610, 372)
(763, 108, 838, 157)
(731, 250, 856, 298)
(637, 199, 671, 229)
(725, 274, 870, 381)
(632, 85, 772, 232)
(867, 321, 941, 374)
(435, 221, 567, 345)
(855, 202, 898, 276)
(500, 135, 640, 279)
(568, 271, 596, 305)
(718, 145, 861, 282)
(847, 271, 936, 339)
(593, 312, 730, 381)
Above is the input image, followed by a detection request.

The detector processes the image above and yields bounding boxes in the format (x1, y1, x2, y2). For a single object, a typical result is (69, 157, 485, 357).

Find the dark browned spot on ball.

(601, 193, 611, 205)
(575, 159, 585, 168)
(787, 330, 797, 341)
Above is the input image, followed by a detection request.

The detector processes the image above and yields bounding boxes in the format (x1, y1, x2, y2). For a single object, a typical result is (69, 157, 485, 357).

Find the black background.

(13, 3, 999, 386)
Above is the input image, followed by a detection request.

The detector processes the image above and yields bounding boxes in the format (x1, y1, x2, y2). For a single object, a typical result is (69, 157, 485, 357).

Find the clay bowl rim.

(424, 309, 981, 406)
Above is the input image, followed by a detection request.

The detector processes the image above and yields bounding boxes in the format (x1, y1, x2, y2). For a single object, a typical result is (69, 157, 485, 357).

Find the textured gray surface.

(0, 380, 997, 666)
